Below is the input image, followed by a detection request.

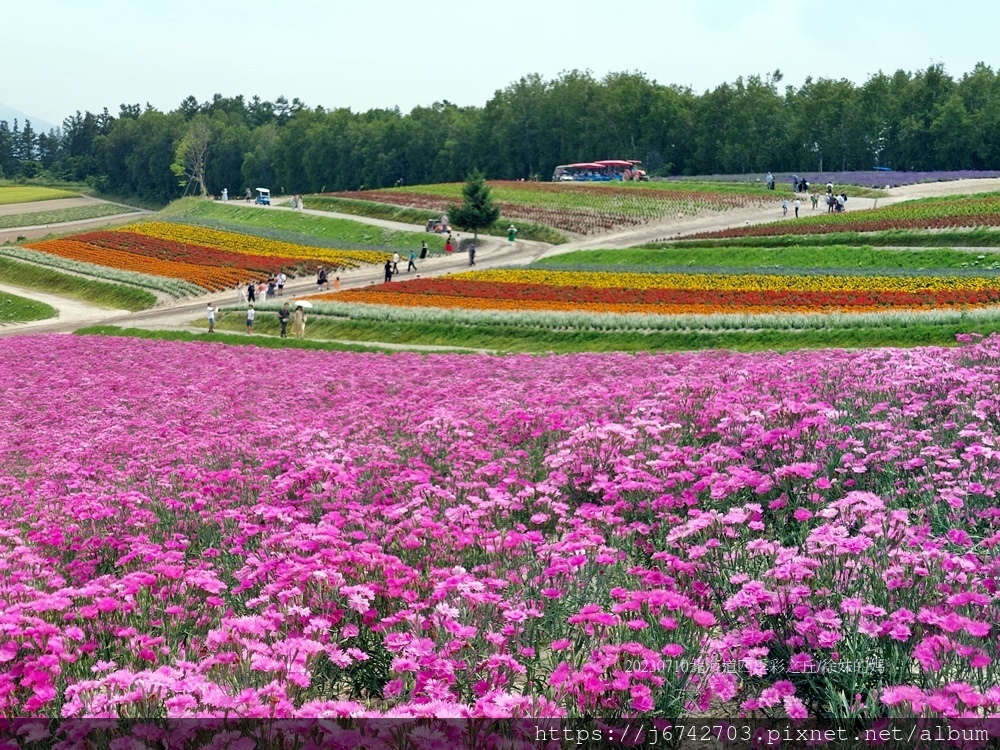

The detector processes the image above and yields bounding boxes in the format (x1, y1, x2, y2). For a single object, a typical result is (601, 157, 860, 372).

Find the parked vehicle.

(551, 160, 647, 182)
(255, 188, 271, 206)
(425, 218, 450, 233)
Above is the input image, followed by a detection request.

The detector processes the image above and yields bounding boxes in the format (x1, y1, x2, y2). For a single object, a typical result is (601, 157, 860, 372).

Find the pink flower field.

(2, 334, 1000, 723)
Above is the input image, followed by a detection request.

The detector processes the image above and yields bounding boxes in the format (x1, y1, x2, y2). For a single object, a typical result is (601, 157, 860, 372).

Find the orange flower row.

(27, 240, 246, 291)
(324, 289, 937, 316)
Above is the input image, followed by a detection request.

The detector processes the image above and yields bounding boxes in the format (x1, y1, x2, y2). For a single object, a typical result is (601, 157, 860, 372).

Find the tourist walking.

(246, 304, 255, 334)
(206, 303, 217, 333)
(277, 272, 286, 295)
(444, 238, 453, 254)
(811, 193, 818, 210)
(392, 252, 400, 274)
(508, 225, 518, 242)
(384, 259, 393, 283)
(794, 198, 800, 218)
(419, 241, 428, 259)
(292, 306, 306, 339)
(468, 242, 476, 266)
(782, 198, 788, 216)
(407, 249, 417, 272)
(333, 276, 340, 292)
(266, 277, 276, 298)
(246, 281, 255, 303)
(245, 188, 252, 203)
(317, 267, 328, 290)
(278, 303, 291, 338)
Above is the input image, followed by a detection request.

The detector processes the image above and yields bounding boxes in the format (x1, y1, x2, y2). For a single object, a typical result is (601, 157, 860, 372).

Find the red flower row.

(367, 277, 1000, 309)
(74, 231, 317, 276)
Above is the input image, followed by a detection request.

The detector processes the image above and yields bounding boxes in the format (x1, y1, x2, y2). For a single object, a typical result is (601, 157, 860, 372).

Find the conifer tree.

(450, 170, 500, 241)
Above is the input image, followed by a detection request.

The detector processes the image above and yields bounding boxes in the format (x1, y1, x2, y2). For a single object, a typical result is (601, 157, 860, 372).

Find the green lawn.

(75, 326, 426, 354)
(538, 245, 1000, 271)
(0, 203, 137, 229)
(159, 198, 446, 252)
(0, 257, 157, 311)
(0, 186, 78, 205)
(0, 290, 56, 323)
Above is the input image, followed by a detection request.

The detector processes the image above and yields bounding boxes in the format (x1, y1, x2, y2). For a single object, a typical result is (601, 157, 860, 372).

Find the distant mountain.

(0, 102, 57, 133)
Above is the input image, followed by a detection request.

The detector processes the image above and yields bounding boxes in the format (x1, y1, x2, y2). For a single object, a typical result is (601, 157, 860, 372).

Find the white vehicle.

(255, 188, 271, 206)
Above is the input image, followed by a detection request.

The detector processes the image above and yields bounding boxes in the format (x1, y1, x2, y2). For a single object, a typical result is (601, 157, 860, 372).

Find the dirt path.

(0, 197, 97, 216)
(0, 194, 150, 244)
(0, 283, 123, 333)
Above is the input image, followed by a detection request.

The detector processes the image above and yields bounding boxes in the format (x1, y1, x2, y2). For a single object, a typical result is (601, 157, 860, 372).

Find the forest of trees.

(3, 63, 1000, 203)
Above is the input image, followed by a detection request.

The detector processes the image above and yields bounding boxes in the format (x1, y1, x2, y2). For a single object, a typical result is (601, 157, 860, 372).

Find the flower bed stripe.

(73, 231, 313, 276)
(455, 268, 1000, 295)
(26, 239, 245, 291)
(320, 281, 1000, 315)
(123, 222, 388, 268)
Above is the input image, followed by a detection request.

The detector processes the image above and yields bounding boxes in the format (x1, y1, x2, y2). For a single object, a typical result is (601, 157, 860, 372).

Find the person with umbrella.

(292, 305, 307, 339)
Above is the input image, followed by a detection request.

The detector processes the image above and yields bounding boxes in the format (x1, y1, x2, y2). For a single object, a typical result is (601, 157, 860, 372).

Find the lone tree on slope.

(450, 170, 500, 242)
(171, 117, 212, 198)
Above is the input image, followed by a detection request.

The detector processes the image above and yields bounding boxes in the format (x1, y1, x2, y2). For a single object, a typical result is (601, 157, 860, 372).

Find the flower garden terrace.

(322, 181, 779, 236)
(685, 193, 1000, 241)
(2, 333, 1000, 721)
(17, 221, 393, 294)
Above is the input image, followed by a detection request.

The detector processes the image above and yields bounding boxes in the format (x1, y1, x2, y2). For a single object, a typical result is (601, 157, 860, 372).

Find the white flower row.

(237, 298, 1000, 333)
(0, 247, 203, 298)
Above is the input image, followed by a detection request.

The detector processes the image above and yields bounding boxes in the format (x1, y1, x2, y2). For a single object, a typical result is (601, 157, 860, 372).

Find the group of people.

(765, 172, 812, 194)
(205, 301, 307, 338)
(315, 267, 341, 292)
(243, 274, 287, 303)
(384, 247, 421, 282)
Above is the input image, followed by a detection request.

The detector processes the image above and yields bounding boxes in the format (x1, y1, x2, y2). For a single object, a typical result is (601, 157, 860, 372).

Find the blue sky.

(6, 0, 996, 126)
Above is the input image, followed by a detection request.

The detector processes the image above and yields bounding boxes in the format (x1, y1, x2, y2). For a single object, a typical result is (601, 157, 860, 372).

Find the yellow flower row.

(122, 222, 389, 267)
(456, 269, 1000, 294)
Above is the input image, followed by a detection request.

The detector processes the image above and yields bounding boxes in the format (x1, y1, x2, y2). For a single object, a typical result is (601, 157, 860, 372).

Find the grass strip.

(305, 195, 569, 244)
(210, 311, 999, 353)
(0, 186, 78, 205)
(0, 256, 157, 311)
(159, 198, 446, 251)
(0, 203, 136, 230)
(0, 290, 56, 323)
(75, 325, 432, 354)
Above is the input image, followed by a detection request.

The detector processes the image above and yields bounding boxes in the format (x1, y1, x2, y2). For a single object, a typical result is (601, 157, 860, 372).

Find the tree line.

(3, 63, 1000, 203)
